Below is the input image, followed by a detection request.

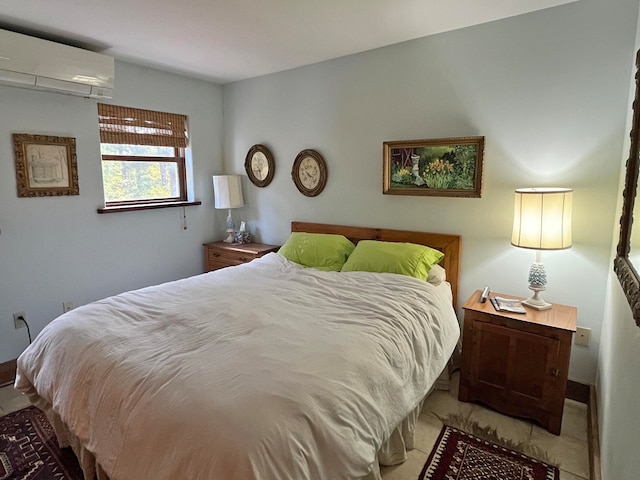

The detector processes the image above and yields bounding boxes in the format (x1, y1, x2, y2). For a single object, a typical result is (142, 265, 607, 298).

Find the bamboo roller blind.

(97, 104, 188, 148)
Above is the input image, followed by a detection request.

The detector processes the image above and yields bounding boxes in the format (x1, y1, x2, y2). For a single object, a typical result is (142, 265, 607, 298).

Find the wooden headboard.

(291, 222, 462, 310)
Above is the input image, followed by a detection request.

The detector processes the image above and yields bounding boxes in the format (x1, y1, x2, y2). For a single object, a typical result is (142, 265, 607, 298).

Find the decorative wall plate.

(291, 149, 327, 197)
(245, 144, 275, 187)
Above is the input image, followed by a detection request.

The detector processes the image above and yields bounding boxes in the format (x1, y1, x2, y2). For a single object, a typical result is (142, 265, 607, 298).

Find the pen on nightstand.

(490, 297, 500, 311)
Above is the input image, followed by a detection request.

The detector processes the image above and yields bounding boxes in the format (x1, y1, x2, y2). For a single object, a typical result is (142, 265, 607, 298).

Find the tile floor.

(0, 381, 30, 415)
(380, 372, 590, 480)
(0, 372, 589, 480)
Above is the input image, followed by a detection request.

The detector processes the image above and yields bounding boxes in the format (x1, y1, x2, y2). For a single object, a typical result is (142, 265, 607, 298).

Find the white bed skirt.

(44, 366, 449, 480)
(365, 363, 450, 480)
(45, 399, 424, 480)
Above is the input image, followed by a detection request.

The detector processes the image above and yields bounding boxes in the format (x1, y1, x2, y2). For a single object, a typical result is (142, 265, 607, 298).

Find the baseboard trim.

(566, 379, 590, 404)
(588, 385, 602, 480)
(0, 359, 17, 387)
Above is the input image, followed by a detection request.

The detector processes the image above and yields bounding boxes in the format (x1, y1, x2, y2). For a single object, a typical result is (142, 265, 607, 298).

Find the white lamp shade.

(212, 175, 244, 209)
(511, 188, 572, 250)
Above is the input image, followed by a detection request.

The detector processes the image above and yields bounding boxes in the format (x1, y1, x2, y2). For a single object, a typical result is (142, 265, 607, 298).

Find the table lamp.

(212, 175, 244, 243)
(511, 187, 573, 310)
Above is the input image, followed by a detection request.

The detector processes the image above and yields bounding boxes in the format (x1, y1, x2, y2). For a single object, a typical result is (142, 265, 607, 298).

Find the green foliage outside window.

(100, 143, 181, 203)
(102, 161, 179, 202)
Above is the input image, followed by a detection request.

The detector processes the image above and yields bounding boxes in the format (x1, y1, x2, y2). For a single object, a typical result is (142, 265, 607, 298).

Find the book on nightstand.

(490, 296, 526, 314)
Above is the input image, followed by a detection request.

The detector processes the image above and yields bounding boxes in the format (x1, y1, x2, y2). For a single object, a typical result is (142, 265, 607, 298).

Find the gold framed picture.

(291, 149, 327, 197)
(13, 133, 79, 197)
(245, 144, 275, 187)
(383, 136, 484, 198)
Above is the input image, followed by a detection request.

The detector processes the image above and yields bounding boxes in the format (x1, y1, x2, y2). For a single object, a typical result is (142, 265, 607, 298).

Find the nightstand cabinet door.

(465, 318, 560, 423)
(458, 291, 576, 436)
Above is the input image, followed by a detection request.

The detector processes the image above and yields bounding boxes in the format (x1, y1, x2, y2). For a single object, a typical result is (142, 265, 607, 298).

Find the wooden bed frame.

(291, 222, 462, 309)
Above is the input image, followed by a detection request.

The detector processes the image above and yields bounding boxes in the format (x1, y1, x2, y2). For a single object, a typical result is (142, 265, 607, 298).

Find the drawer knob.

(211, 252, 220, 257)
(239, 256, 249, 262)
(550, 368, 560, 377)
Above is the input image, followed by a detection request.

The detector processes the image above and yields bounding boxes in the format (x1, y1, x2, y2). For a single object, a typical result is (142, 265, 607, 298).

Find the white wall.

(223, 0, 639, 383)
(599, 282, 640, 479)
(0, 61, 224, 363)
(598, 1, 640, 477)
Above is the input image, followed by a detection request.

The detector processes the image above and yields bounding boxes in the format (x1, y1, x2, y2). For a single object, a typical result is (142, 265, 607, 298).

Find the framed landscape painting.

(383, 136, 484, 197)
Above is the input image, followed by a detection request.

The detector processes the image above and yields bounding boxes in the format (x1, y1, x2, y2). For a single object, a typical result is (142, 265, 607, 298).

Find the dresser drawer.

(207, 248, 254, 264)
(206, 258, 242, 271)
(203, 241, 280, 272)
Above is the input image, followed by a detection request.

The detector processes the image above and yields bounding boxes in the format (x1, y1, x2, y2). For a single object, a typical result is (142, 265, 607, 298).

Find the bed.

(15, 222, 461, 480)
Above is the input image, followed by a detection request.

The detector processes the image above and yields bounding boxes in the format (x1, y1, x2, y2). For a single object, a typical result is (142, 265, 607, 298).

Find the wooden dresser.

(458, 290, 577, 435)
(203, 241, 280, 272)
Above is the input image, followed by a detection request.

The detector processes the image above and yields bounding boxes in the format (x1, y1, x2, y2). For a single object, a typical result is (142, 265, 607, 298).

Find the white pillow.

(427, 264, 446, 285)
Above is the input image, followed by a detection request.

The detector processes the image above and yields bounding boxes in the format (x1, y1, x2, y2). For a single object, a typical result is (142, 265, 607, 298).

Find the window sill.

(97, 201, 202, 214)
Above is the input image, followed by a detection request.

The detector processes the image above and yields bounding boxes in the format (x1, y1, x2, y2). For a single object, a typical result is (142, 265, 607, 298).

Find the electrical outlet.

(63, 301, 74, 313)
(13, 312, 26, 329)
(575, 326, 591, 347)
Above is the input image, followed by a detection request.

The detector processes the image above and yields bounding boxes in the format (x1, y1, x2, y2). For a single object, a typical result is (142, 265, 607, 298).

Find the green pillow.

(278, 232, 356, 271)
(340, 240, 444, 280)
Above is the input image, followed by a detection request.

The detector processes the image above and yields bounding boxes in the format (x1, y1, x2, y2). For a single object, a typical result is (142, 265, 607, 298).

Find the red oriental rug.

(0, 406, 83, 480)
(419, 426, 559, 480)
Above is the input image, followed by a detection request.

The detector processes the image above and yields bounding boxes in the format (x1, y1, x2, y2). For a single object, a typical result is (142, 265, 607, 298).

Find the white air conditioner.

(0, 29, 114, 99)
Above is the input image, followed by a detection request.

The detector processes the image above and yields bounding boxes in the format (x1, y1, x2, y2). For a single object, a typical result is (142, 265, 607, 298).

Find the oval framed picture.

(291, 149, 327, 197)
(245, 144, 275, 187)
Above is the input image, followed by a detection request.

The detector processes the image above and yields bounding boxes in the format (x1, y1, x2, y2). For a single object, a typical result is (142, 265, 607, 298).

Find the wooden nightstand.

(458, 290, 577, 435)
(203, 241, 280, 272)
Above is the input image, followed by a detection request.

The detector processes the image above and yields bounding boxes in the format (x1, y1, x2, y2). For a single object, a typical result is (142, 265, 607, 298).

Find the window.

(97, 104, 189, 208)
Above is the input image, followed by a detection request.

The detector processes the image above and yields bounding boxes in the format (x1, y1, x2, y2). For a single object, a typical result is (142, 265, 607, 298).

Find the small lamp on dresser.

(511, 187, 573, 310)
(212, 175, 244, 243)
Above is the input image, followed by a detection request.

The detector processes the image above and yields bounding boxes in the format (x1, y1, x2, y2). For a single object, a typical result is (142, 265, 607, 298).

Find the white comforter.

(15, 253, 459, 480)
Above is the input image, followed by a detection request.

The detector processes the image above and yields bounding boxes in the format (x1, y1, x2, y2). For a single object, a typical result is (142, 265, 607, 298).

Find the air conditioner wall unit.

(0, 29, 114, 99)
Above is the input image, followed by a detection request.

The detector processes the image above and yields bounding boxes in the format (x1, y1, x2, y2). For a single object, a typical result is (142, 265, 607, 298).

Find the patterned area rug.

(0, 406, 83, 480)
(419, 426, 559, 480)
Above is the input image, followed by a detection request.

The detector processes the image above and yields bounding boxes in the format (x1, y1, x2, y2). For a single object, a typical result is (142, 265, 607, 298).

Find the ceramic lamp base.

(522, 285, 552, 310)
(222, 231, 235, 243)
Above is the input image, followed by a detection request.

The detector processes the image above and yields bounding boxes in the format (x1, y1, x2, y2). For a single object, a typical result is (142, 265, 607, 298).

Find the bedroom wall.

(598, 284, 640, 479)
(597, 4, 640, 478)
(223, 0, 639, 383)
(0, 61, 224, 364)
